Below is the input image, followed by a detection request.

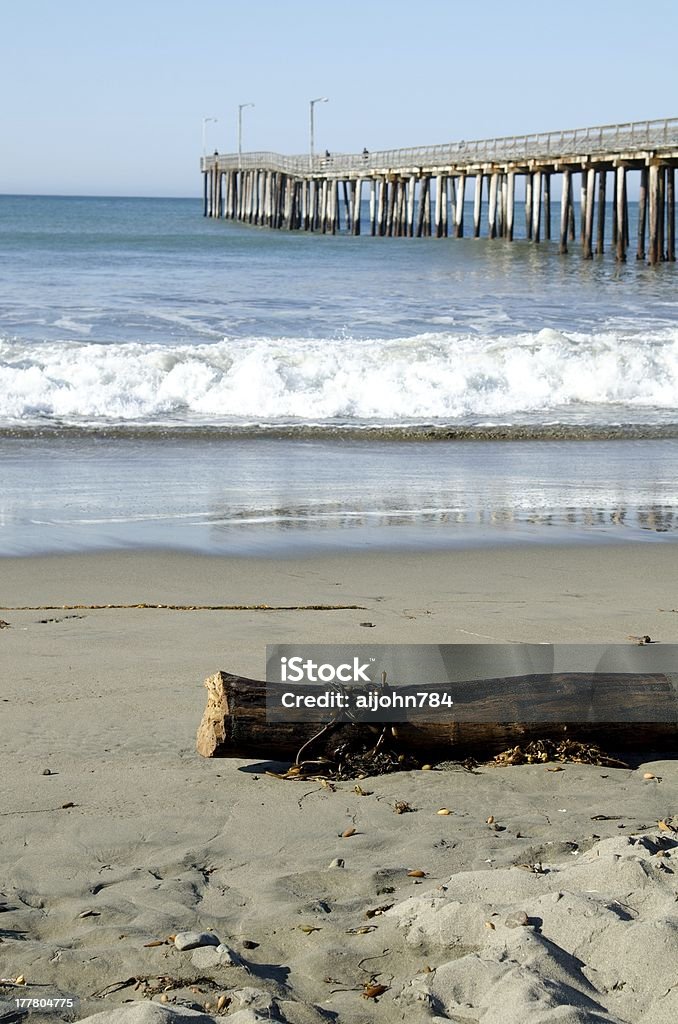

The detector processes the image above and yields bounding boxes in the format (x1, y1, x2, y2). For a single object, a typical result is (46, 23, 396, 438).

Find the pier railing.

(203, 116, 678, 175)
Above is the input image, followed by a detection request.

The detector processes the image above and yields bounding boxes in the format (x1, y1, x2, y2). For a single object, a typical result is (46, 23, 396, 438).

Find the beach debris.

(628, 634, 653, 644)
(658, 819, 678, 834)
(143, 939, 166, 947)
(546, 765, 565, 772)
(174, 931, 220, 951)
(273, 737, 420, 782)
(354, 784, 372, 796)
(90, 977, 138, 998)
(328, 857, 345, 869)
(362, 982, 388, 999)
(421, 764, 432, 771)
(407, 869, 426, 878)
(1, 602, 367, 612)
(0, 620, 10, 628)
(486, 815, 495, 824)
(492, 739, 629, 768)
(14, 976, 26, 986)
(393, 800, 415, 814)
(216, 994, 229, 1011)
(92, 974, 233, 1000)
(437, 808, 452, 815)
(505, 910, 530, 928)
(347, 925, 377, 934)
(359, 622, 376, 627)
(366, 903, 394, 918)
(78, 909, 100, 919)
(241, 940, 259, 950)
(299, 925, 321, 934)
(643, 772, 657, 780)
(484, 921, 496, 929)
(341, 827, 357, 838)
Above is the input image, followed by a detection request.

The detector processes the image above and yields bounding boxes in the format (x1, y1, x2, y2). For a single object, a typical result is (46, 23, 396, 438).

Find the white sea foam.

(1, 328, 678, 425)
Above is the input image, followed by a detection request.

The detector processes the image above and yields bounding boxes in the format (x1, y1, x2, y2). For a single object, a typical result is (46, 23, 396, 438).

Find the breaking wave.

(2, 327, 678, 427)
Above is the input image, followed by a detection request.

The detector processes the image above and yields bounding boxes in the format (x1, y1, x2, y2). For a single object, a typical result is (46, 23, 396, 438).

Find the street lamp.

(202, 116, 218, 158)
(309, 96, 328, 171)
(238, 103, 255, 170)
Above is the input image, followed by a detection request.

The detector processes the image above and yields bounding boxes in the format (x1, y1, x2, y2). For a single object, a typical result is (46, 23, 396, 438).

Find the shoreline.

(2, 433, 678, 557)
(4, 422, 678, 440)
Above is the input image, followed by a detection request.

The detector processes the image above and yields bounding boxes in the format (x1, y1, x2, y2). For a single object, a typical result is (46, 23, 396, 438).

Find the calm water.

(1, 194, 677, 554)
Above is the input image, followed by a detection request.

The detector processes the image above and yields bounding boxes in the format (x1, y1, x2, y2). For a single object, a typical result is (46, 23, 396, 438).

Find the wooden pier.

(201, 118, 678, 264)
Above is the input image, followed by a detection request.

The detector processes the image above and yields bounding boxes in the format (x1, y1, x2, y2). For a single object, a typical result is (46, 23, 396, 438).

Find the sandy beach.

(1, 543, 677, 1024)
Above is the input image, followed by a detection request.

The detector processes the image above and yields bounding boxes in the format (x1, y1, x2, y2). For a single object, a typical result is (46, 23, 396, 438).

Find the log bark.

(196, 671, 678, 760)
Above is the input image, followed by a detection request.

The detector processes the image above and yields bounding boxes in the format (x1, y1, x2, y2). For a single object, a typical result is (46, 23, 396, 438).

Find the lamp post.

(202, 116, 218, 158)
(238, 103, 255, 170)
(309, 96, 328, 171)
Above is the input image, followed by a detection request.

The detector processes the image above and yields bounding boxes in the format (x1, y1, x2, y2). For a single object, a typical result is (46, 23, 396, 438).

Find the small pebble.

(174, 930, 220, 951)
(42, 769, 52, 776)
(437, 808, 452, 815)
(505, 910, 530, 928)
(342, 827, 357, 838)
(329, 857, 345, 869)
(643, 772, 655, 780)
(192, 944, 243, 969)
(241, 939, 259, 950)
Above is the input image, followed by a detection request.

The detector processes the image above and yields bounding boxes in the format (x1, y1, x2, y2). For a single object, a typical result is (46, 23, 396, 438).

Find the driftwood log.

(196, 671, 678, 760)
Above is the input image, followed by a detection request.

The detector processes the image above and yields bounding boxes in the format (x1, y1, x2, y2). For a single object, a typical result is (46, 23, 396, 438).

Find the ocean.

(1, 193, 677, 555)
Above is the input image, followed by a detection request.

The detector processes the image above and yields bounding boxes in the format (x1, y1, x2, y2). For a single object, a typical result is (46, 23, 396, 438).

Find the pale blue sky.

(2, 0, 676, 197)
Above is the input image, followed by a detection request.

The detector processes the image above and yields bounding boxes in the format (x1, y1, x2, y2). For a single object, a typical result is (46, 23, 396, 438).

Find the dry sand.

(1, 544, 677, 1024)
